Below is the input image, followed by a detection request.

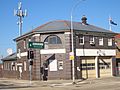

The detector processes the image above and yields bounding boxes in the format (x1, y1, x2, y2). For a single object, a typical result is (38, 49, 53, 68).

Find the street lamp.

(70, 0, 85, 84)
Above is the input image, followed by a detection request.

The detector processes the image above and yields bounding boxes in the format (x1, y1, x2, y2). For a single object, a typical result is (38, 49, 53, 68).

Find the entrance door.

(99, 58, 111, 77)
(81, 58, 96, 79)
(42, 62, 48, 81)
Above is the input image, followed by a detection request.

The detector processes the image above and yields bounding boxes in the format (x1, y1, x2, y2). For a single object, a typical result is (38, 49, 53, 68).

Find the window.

(89, 36, 95, 45)
(44, 35, 62, 44)
(81, 63, 95, 70)
(79, 35, 84, 45)
(58, 61, 63, 70)
(89, 36, 94, 42)
(11, 62, 15, 71)
(99, 37, 103, 46)
(99, 62, 110, 69)
(108, 38, 112, 46)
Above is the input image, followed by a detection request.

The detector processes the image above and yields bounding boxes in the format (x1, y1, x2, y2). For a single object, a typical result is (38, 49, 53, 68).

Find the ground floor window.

(81, 63, 95, 70)
(99, 62, 111, 69)
(81, 59, 111, 70)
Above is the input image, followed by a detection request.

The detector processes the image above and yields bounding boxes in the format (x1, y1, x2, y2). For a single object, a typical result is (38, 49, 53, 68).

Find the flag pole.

(109, 15, 112, 31)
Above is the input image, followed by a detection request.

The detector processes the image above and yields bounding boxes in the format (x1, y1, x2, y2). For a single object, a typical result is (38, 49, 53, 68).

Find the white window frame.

(79, 35, 84, 45)
(89, 36, 95, 45)
(99, 37, 103, 46)
(58, 61, 63, 70)
(108, 38, 112, 46)
(89, 36, 94, 42)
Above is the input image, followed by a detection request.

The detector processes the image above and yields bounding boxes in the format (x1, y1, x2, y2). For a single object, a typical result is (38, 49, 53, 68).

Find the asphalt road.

(0, 77, 120, 90)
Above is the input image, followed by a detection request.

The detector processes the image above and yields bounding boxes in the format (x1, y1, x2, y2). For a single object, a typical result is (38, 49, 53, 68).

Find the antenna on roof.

(14, 1, 27, 36)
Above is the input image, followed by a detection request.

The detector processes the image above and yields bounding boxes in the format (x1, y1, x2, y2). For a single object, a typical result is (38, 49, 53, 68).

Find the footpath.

(1, 77, 120, 90)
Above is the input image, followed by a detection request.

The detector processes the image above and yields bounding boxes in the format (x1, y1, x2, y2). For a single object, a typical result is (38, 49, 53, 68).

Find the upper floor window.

(79, 35, 84, 45)
(44, 35, 62, 44)
(89, 36, 94, 42)
(99, 37, 103, 46)
(108, 38, 112, 46)
(89, 36, 95, 45)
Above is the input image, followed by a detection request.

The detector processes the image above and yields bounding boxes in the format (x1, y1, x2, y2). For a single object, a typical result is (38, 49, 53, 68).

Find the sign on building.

(28, 42, 44, 49)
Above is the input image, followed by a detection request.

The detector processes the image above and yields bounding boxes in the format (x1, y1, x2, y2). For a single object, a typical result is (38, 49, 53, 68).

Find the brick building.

(1, 53, 17, 78)
(13, 16, 117, 80)
(115, 34, 120, 75)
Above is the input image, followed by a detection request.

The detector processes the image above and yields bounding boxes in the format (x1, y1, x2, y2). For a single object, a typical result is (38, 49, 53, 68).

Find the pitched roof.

(14, 20, 116, 41)
(32, 20, 114, 33)
(1, 53, 17, 61)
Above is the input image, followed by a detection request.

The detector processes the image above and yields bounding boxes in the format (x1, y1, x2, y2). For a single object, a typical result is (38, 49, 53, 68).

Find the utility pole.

(14, 2, 27, 36)
(70, 0, 85, 84)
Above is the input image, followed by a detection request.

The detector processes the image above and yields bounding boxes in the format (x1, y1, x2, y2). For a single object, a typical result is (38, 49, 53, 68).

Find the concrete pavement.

(1, 77, 120, 90)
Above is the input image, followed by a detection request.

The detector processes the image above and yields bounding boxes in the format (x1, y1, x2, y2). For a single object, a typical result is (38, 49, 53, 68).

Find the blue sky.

(0, 0, 120, 57)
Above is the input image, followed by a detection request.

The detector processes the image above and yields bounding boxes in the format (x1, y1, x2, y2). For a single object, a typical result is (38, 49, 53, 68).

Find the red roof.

(115, 34, 120, 39)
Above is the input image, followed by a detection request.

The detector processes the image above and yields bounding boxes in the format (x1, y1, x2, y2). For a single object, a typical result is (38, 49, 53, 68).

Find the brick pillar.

(64, 32, 72, 79)
(32, 34, 41, 80)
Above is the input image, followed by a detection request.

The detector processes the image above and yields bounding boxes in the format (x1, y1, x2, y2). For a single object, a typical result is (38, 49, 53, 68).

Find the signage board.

(28, 42, 44, 49)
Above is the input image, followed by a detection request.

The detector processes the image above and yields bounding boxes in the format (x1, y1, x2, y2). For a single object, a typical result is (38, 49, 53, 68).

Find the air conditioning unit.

(90, 41, 95, 45)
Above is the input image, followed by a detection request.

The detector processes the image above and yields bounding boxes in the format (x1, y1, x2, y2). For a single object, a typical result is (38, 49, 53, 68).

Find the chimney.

(81, 15, 87, 25)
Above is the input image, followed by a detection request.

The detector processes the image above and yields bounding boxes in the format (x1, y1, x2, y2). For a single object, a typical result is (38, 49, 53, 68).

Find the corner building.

(14, 16, 117, 80)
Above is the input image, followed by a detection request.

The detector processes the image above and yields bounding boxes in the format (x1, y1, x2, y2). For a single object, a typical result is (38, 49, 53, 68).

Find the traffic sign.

(28, 42, 44, 49)
(69, 52, 74, 60)
(69, 55, 74, 60)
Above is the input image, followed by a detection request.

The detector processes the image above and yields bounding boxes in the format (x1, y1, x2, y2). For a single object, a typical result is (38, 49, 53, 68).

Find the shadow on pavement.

(0, 83, 34, 89)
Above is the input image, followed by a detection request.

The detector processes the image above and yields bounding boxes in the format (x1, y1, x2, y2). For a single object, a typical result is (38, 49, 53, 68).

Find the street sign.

(28, 42, 44, 49)
(69, 55, 74, 60)
(69, 52, 74, 60)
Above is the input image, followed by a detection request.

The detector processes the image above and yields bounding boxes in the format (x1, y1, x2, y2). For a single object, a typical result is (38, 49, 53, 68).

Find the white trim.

(21, 52, 27, 56)
(99, 37, 103, 46)
(17, 52, 27, 57)
(76, 49, 116, 56)
(17, 49, 66, 57)
(64, 32, 71, 34)
(95, 56, 99, 78)
(17, 63, 22, 66)
(32, 34, 40, 37)
(108, 38, 112, 46)
(79, 35, 84, 45)
(40, 49, 66, 54)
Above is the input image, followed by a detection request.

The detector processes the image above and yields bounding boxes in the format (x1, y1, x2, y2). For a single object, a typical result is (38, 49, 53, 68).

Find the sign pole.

(29, 60, 32, 86)
(28, 41, 44, 83)
(28, 50, 32, 86)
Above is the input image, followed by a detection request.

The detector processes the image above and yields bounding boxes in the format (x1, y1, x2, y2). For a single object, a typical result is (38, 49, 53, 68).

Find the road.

(0, 77, 120, 90)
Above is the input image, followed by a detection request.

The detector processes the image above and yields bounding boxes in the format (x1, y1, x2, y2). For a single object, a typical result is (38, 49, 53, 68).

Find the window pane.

(57, 37, 62, 44)
(79, 35, 84, 45)
(99, 37, 103, 46)
(89, 36, 94, 42)
(44, 35, 62, 44)
(108, 38, 112, 46)
(49, 36, 57, 44)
